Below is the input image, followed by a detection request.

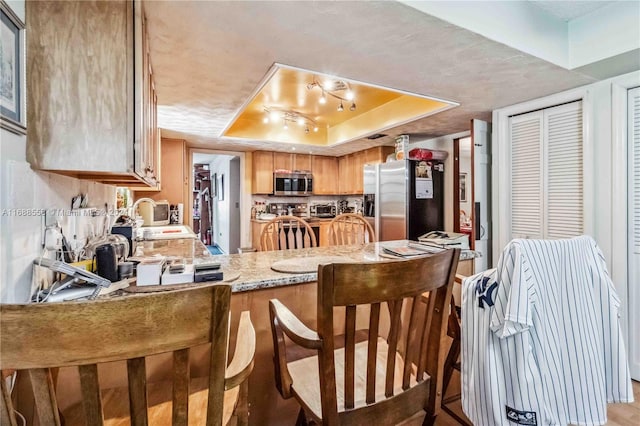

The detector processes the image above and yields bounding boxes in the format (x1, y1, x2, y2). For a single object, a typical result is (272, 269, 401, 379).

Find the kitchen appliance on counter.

(309, 203, 336, 218)
(366, 159, 445, 242)
(138, 199, 170, 226)
(267, 203, 308, 217)
(111, 217, 138, 257)
(273, 171, 313, 196)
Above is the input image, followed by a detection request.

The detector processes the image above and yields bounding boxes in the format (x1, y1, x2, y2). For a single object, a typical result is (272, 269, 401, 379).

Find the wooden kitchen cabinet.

(338, 155, 353, 195)
(273, 152, 293, 171)
(311, 156, 338, 195)
(133, 139, 187, 211)
(252, 151, 274, 194)
(318, 221, 331, 247)
(293, 154, 312, 171)
(26, 0, 159, 187)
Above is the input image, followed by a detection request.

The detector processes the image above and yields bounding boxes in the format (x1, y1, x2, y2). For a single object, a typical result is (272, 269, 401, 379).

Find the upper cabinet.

(252, 151, 275, 194)
(26, 0, 159, 188)
(311, 156, 339, 195)
(251, 146, 393, 195)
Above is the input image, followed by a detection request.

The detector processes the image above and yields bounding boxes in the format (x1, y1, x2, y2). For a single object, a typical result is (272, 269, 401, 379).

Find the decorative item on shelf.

(306, 76, 356, 112)
(395, 134, 409, 160)
(262, 107, 319, 134)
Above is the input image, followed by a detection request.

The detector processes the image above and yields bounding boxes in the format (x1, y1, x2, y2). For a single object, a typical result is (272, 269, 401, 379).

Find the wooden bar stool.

(269, 249, 459, 425)
(0, 284, 255, 426)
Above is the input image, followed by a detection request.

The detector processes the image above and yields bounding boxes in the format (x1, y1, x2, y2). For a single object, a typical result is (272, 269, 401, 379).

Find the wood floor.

(435, 373, 640, 425)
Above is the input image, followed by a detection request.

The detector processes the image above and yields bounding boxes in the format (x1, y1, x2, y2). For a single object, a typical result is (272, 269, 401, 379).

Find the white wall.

(0, 0, 115, 303)
(208, 155, 241, 254)
(569, 1, 640, 69)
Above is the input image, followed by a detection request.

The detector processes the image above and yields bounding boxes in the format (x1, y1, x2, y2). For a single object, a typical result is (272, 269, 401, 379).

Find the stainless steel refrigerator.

(365, 160, 445, 242)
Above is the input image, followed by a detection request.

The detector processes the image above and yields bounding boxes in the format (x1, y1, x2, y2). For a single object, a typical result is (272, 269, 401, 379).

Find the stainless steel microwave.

(273, 172, 313, 196)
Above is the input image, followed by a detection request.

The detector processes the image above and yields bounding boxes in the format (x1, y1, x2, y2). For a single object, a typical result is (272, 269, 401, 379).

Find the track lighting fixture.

(263, 107, 318, 135)
(307, 77, 356, 112)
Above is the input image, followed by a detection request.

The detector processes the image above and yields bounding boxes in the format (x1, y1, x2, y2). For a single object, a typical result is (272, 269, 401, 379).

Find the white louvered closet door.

(544, 101, 583, 238)
(628, 86, 640, 380)
(509, 111, 544, 239)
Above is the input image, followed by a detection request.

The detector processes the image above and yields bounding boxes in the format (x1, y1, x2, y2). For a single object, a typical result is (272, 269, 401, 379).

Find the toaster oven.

(310, 203, 336, 218)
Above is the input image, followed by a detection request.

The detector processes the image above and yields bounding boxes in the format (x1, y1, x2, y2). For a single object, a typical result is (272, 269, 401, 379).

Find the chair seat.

(287, 336, 427, 420)
(62, 377, 239, 425)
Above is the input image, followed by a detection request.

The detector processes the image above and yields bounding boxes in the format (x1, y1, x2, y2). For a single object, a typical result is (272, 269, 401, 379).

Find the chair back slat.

(385, 299, 403, 398)
(172, 348, 190, 426)
(78, 364, 104, 426)
(127, 357, 149, 426)
(260, 216, 318, 251)
(0, 285, 233, 426)
(365, 302, 381, 404)
(315, 249, 459, 423)
(344, 305, 357, 409)
(327, 214, 375, 246)
(29, 368, 61, 426)
(418, 289, 437, 377)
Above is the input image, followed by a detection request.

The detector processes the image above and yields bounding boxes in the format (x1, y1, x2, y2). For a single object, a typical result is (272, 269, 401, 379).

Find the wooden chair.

(326, 213, 375, 246)
(269, 249, 460, 425)
(0, 284, 256, 426)
(423, 274, 472, 425)
(260, 215, 317, 251)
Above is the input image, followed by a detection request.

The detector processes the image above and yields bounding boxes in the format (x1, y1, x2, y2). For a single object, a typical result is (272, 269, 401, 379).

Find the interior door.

(628, 86, 640, 380)
(472, 119, 492, 270)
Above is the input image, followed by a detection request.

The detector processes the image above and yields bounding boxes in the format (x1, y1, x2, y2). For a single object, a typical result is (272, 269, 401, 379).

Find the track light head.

(349, 102, 356, 111)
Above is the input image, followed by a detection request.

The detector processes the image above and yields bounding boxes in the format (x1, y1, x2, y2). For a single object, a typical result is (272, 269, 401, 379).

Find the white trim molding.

(492, 85, 594, 262)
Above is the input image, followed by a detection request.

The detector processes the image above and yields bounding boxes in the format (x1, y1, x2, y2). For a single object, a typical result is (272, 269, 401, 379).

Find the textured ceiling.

(145, 1, 596, 156)
(529, 1, 617, 21)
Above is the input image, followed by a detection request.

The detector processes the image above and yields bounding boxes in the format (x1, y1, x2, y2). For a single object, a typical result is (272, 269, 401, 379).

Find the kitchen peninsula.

(133, 236, 479, 425)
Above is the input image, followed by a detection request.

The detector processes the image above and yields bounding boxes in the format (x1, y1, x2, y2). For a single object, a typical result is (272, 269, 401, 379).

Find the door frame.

(187, 148, 250, 250)
(612, 74, 640, 366)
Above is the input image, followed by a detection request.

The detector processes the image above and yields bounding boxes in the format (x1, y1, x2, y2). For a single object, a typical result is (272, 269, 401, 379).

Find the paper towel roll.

(177, 203, 184, 224)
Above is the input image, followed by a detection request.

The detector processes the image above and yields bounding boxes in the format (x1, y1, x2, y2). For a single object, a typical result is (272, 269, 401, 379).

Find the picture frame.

(459, 172, 467, 202)
(218, 174, 224, 201)
(1, 1, 26, 134)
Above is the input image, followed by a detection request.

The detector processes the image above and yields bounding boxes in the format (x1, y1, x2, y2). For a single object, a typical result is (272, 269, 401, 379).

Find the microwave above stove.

(273, 172, 313, 196)
(310, 203, 336, 218)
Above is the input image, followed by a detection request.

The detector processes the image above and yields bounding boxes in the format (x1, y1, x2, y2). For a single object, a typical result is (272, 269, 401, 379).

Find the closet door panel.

(509, 112, 544, 239)
(544, 101, 583, 239)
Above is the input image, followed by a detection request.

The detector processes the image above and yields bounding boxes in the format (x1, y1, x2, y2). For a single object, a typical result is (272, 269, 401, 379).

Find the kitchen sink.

(136, 225, 197, 240)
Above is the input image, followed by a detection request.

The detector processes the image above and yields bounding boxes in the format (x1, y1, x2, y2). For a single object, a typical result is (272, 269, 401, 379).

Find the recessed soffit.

(221, 64, 458, 147)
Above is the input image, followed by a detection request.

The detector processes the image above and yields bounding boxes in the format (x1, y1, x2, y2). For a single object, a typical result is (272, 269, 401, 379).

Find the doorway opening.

(453, 136, 474, 249)
(192, 152, 242, 255)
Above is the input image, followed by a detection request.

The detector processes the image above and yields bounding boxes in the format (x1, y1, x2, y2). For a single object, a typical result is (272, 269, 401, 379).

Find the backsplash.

(251, 195, 364, 216)
(0, 160, 116, 303)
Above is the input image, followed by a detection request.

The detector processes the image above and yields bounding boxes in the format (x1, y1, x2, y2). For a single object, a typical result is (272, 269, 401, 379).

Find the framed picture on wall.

(0, 2, 26, 134)
(459, 173, 467, 202)
(218, 174, 224, 200)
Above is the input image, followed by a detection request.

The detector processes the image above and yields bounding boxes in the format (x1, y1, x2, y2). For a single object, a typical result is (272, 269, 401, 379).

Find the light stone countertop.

(133, 238, 480, 293)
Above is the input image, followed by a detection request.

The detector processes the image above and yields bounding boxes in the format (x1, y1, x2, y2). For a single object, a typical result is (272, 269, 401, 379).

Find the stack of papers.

(382, 242, 444, 258)
(418, 231, 470, 249)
